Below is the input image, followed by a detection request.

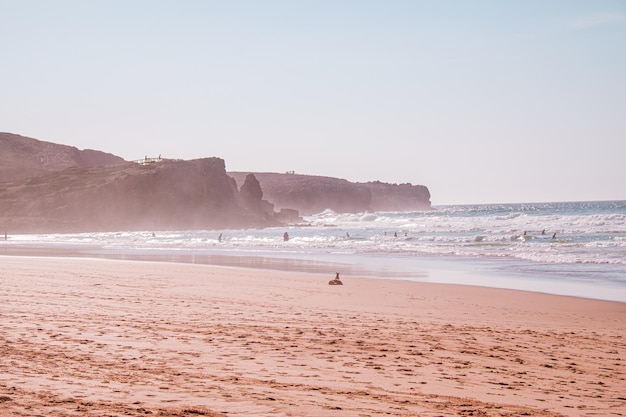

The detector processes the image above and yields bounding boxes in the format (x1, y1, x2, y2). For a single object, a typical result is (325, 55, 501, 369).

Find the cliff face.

(0, 133, 431, 233)
(231, 173, 371, 215)
(0, 132, 125, 182)
(365, 181, 431, 212)
(0, 159, 282, 233)
(229, 172, 431, 215)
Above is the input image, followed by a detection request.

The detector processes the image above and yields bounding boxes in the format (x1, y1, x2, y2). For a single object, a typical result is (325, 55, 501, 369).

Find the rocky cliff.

(365, 180, 432, 212)
(0, 132, 125, 182)
(229, 172, 431, 215)
(0, 133, 300, 233)
(0, 133, 431, 233)
(0, 158, 286, 233)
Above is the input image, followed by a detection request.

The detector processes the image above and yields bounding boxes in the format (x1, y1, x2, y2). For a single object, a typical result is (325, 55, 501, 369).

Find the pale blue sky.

(2, 1, 625, 205)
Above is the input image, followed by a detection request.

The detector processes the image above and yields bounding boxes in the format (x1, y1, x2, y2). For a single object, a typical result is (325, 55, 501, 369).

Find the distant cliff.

(0, 157, 289, 233)
(229, 172, 431, 215)
(0, 132, 125, 182)
(365, 180, 432, 212)
(0, 133, 431, 233)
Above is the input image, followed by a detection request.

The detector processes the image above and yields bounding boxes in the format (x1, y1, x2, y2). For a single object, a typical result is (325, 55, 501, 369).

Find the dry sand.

(0, 256, 624, 417)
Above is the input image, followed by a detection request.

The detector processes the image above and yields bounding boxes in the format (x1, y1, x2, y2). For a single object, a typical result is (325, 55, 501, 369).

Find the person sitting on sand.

(329, 272, 343, 285)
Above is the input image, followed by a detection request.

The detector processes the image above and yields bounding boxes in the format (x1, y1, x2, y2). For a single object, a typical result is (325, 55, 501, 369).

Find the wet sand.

(1, 256, 624, 416)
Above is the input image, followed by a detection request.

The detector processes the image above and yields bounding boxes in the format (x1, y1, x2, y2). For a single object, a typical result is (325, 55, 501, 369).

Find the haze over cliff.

(0, 133, 292, 233)
(0, 132, 431, 233)
(0, 132, 125, 182)
(229, 172, 431, 215)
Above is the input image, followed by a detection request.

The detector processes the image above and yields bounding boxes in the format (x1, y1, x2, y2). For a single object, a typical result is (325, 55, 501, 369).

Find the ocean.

(6, 200, 626, 302)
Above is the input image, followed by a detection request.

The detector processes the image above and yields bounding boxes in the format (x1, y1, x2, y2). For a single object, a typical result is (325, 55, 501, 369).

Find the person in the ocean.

(283, 232, 289, 242)
(552, 232, 557, 239)
(218, 233, 222, 243)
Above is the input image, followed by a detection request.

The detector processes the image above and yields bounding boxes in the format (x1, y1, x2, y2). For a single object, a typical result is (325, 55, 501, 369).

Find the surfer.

(283, 232, 289, 242)
(552, 232, 557, 239)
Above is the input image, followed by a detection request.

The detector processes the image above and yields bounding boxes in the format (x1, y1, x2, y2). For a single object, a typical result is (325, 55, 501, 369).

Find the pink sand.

(1, 256, 624, 416)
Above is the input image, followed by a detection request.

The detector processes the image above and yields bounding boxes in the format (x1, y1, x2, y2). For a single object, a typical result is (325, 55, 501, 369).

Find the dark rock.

(0, 133, 431, 233)
(0, 158, 281, 233)
(229, 172, 431, 215)
(274, 208, 302, 223)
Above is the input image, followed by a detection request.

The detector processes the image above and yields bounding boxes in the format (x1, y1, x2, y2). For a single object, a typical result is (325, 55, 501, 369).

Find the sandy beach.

(1, 256, 624, 417)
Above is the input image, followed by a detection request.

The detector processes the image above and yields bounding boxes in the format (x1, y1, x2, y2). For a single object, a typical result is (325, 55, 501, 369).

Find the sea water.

(6, 200, 626, 302)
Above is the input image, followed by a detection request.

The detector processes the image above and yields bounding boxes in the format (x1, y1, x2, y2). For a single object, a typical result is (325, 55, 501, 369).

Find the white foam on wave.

(8, 202, 626, 276)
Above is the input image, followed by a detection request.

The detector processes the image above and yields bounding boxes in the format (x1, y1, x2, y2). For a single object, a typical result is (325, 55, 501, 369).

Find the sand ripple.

(1, 257, 624, 416)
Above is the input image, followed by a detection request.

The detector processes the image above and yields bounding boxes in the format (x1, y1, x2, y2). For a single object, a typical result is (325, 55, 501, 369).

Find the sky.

(1, 1, 625, 205)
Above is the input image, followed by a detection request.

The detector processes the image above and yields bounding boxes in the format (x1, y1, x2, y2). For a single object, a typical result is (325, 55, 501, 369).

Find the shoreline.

(2, 243, 626, 304)
(1, 256, 624, 416)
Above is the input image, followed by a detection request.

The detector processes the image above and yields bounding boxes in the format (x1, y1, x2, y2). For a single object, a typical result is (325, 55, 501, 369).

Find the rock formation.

(0, 158, 288, 233)
(0, 133, 431, 233)
(236, 173, 300, 225)
(365, 180, 432, 212)
(0, 132, 125, 182)
(229, 172, 431, 215)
